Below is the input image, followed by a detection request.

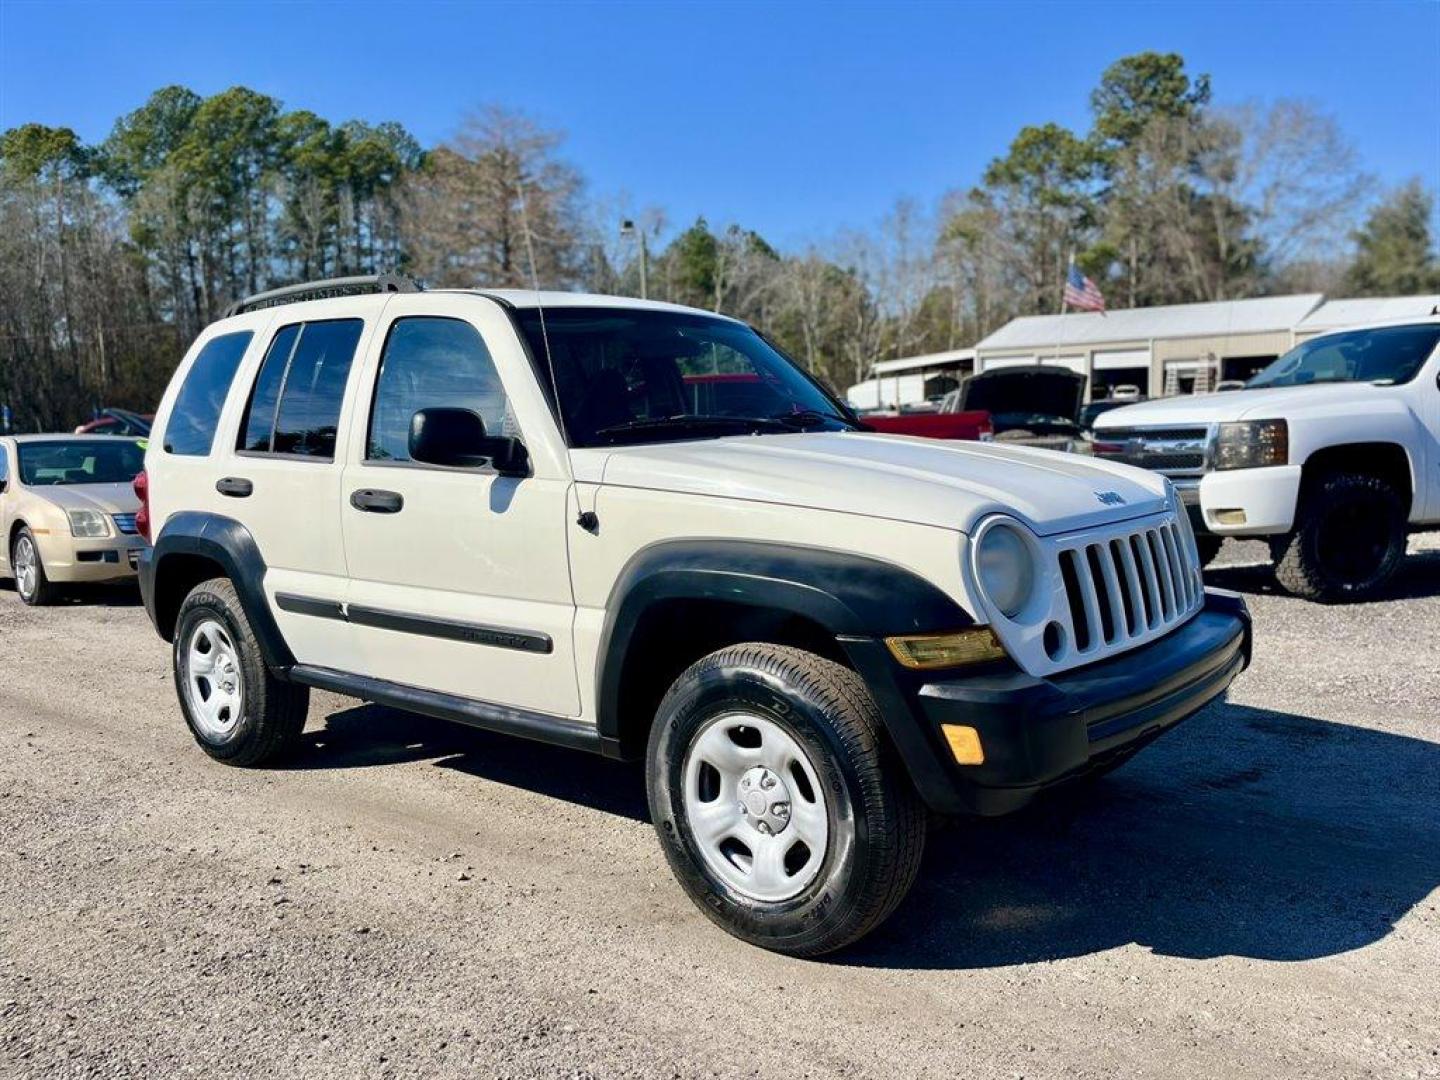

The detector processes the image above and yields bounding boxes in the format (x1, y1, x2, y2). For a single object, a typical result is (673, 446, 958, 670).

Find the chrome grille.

(1055, 517, 1202, 659)
(112, 513, 139, 535)
(1093, 426, 1210, 477)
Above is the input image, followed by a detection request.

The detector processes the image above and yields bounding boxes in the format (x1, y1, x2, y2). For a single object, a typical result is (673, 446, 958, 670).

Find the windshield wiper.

(594, 414, 792, 443)
(769, 408, 864, 430)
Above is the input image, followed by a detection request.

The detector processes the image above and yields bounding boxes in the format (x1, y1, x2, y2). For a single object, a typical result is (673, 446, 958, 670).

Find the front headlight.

(975, 521, 1036, 618)
(67, 509, 111, 538)
(1214, 419, 1287, 470)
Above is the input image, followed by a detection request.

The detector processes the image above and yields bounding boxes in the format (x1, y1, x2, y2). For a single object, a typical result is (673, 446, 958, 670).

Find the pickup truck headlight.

(1214, 420, 1288, 471)
(67, 509, 112, 538)
(975, 520, 1036, 618)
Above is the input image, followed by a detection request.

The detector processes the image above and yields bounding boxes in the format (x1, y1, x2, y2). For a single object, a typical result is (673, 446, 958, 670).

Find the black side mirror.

(409, 407, 529, 476)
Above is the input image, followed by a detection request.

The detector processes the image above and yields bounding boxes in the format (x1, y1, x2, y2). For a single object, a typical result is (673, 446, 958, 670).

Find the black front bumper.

(844, 589, 1251, 816)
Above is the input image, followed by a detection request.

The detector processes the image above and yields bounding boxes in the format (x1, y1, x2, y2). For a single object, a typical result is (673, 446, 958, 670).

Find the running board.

(288, 664, 605, 755)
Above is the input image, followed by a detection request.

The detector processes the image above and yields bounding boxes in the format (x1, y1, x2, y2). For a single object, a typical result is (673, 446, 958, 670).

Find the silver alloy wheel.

(13, 535, 37, 600)
(681, 712, 830, 903)
(183, 619, 245, 741)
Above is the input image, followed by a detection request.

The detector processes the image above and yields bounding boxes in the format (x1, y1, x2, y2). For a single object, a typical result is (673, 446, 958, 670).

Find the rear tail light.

(133, 469, 151, 543)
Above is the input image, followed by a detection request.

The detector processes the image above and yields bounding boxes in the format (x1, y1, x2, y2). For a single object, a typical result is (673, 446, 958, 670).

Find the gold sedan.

(0, 435, 147, 606)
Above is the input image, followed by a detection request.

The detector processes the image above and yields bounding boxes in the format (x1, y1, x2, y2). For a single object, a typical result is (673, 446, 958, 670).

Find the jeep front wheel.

(1273, 473, 1407, 602)
(647, 643, 925, 957)
(174, 577, 309, 765)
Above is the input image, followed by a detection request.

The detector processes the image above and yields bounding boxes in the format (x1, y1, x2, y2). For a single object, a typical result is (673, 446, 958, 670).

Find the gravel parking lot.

(1, 537, 1437, 1079)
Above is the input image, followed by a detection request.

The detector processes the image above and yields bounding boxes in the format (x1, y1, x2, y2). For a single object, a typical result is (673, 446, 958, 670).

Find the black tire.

(647, 643, 926, 957)
(12, 526, 61, 606)
(1273, 473, 1407, 602)
(173, 577, 309, 766)
(1194, 534, 1223, 567)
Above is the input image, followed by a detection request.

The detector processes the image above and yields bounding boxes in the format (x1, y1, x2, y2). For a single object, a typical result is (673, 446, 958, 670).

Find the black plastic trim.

(141, 512, 295, 671)
(898, 589, 1251, 815)
(289, 664, 601, 753)
(274, 592, 345, 621)
(272, 591, 553, 654)
(595, 538, 973, 753)
(347, 604, 553, 654)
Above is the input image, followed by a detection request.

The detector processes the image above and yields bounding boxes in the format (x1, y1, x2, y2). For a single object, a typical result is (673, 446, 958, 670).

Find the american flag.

(1063, 262, 1106, 313)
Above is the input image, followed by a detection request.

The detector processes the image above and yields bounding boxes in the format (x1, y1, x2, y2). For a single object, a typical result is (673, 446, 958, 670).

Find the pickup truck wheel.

(647, 643, 926, 957)
(1194, 534, 1223, 567)
(173, 577, 309, 765)
(12, 527, 60, 606)
(1273, 473, 1407, 602)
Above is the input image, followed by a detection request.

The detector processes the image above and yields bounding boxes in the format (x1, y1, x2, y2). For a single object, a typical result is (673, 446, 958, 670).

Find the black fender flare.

(143, 511, 295, 671)
(594, 539, 974, 760)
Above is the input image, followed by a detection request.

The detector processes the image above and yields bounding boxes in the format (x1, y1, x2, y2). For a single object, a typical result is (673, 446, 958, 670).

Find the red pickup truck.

(682, 372, 993, 442)
(861, 409, 993, 441)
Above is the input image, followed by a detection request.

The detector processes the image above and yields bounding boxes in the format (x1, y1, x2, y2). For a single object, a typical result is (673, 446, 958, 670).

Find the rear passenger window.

(366, 317, 514, 463)
(164, 331, 253, 456)
(239, 319, 363, 460)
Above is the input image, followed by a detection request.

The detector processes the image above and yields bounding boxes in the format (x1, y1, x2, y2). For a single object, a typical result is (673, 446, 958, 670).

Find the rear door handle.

(350, 488, 404, 514)
(216, 477, 253, 498)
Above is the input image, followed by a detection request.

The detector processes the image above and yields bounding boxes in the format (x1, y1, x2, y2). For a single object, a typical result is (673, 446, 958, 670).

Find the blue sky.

(1, 0, 1436, 247)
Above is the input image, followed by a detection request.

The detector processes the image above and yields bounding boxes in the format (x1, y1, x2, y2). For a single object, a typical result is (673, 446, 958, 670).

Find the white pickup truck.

(1093, 318, 1440, 601)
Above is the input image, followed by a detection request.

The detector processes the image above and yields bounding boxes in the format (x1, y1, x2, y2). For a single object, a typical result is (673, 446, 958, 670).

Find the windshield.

(17, 439, 146, 486)
(1248, 324, 1440, 389)
(513, 307, 855, 446)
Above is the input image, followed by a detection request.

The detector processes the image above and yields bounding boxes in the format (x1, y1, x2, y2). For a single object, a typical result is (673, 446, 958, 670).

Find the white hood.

(590, 432, 1170, 536)
(1093, 383, 1392, 428)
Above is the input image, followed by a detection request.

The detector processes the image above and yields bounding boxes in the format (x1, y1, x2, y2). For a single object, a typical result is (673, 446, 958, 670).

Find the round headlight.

(976, 522, 1035, 618)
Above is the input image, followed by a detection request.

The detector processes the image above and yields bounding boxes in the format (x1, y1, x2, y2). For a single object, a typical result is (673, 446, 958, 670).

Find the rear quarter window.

(163, 331, 254, 456)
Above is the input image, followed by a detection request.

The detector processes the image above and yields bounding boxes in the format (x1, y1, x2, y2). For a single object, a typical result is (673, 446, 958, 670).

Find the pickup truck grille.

(1092, 427, 1210, 476)
(112, 513, 139, 535)
(1056, 516, 1202, 659)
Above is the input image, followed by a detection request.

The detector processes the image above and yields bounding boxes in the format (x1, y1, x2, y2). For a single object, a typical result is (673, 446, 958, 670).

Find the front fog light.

(976, 522, 1035, 618)
(68, 509, 110, 538)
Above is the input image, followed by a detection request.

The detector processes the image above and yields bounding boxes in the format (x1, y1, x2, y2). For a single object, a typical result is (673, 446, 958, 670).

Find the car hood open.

(590, 431, 1170, 537)
(958, 366, 1087, 423)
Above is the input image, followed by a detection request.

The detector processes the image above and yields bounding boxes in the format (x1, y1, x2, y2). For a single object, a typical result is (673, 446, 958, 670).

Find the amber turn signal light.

(884, 628, 1007, 670)
(941, 724, 985, 765)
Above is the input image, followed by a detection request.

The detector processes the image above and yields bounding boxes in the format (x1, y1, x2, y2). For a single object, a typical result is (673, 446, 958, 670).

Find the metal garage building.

(973, 294, 1325, 400)
(1292, 295, 1440, 341)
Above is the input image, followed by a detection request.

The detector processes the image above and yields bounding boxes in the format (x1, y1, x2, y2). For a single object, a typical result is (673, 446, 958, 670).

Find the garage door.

(1093, 348, 1150, 370)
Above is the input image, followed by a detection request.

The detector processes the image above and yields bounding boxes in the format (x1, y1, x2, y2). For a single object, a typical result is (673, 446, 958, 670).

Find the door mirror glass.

(409, 407, 528, 475)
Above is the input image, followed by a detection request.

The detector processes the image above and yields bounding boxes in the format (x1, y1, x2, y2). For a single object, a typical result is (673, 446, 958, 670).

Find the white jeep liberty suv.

(137, 275, 1250, 955)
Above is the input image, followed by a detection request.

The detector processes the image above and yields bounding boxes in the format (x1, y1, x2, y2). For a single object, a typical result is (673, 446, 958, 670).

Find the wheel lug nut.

(761, 775, 776, 789)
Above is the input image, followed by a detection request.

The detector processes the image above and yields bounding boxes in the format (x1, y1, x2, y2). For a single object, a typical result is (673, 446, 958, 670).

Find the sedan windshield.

(513, 307, 856, 447)
(1248, 324, 1440, 389)
(17, 439, 146, 486)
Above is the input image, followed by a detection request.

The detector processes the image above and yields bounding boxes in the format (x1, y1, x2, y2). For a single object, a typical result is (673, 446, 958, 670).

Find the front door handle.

(350, 488, 404, 514)
(216, 477, 253, 498)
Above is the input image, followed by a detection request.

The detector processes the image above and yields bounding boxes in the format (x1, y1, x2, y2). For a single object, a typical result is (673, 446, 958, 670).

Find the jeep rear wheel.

(1273, 473, 1407, 602)
(174, 577, 309, 765)
(647, 643, 925, 957)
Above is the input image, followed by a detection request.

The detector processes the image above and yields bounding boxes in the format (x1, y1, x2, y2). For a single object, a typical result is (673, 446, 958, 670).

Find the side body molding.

(142, 511, 295, 671)
(594, 539, 974, 750)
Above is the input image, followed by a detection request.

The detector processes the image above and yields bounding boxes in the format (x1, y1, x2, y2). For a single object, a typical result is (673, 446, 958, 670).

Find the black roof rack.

(222, 273, 421, 318)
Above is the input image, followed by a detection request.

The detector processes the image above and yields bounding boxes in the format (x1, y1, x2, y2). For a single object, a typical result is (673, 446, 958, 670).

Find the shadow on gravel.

(1205, 544, 1440, 602)
(845, 700, 1440, 969)
(287, 703, 650, 822)
(0, 579, 143, 606)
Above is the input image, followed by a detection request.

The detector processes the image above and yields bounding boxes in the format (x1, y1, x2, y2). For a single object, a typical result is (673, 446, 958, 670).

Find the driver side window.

(366, 317, 516, 464)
